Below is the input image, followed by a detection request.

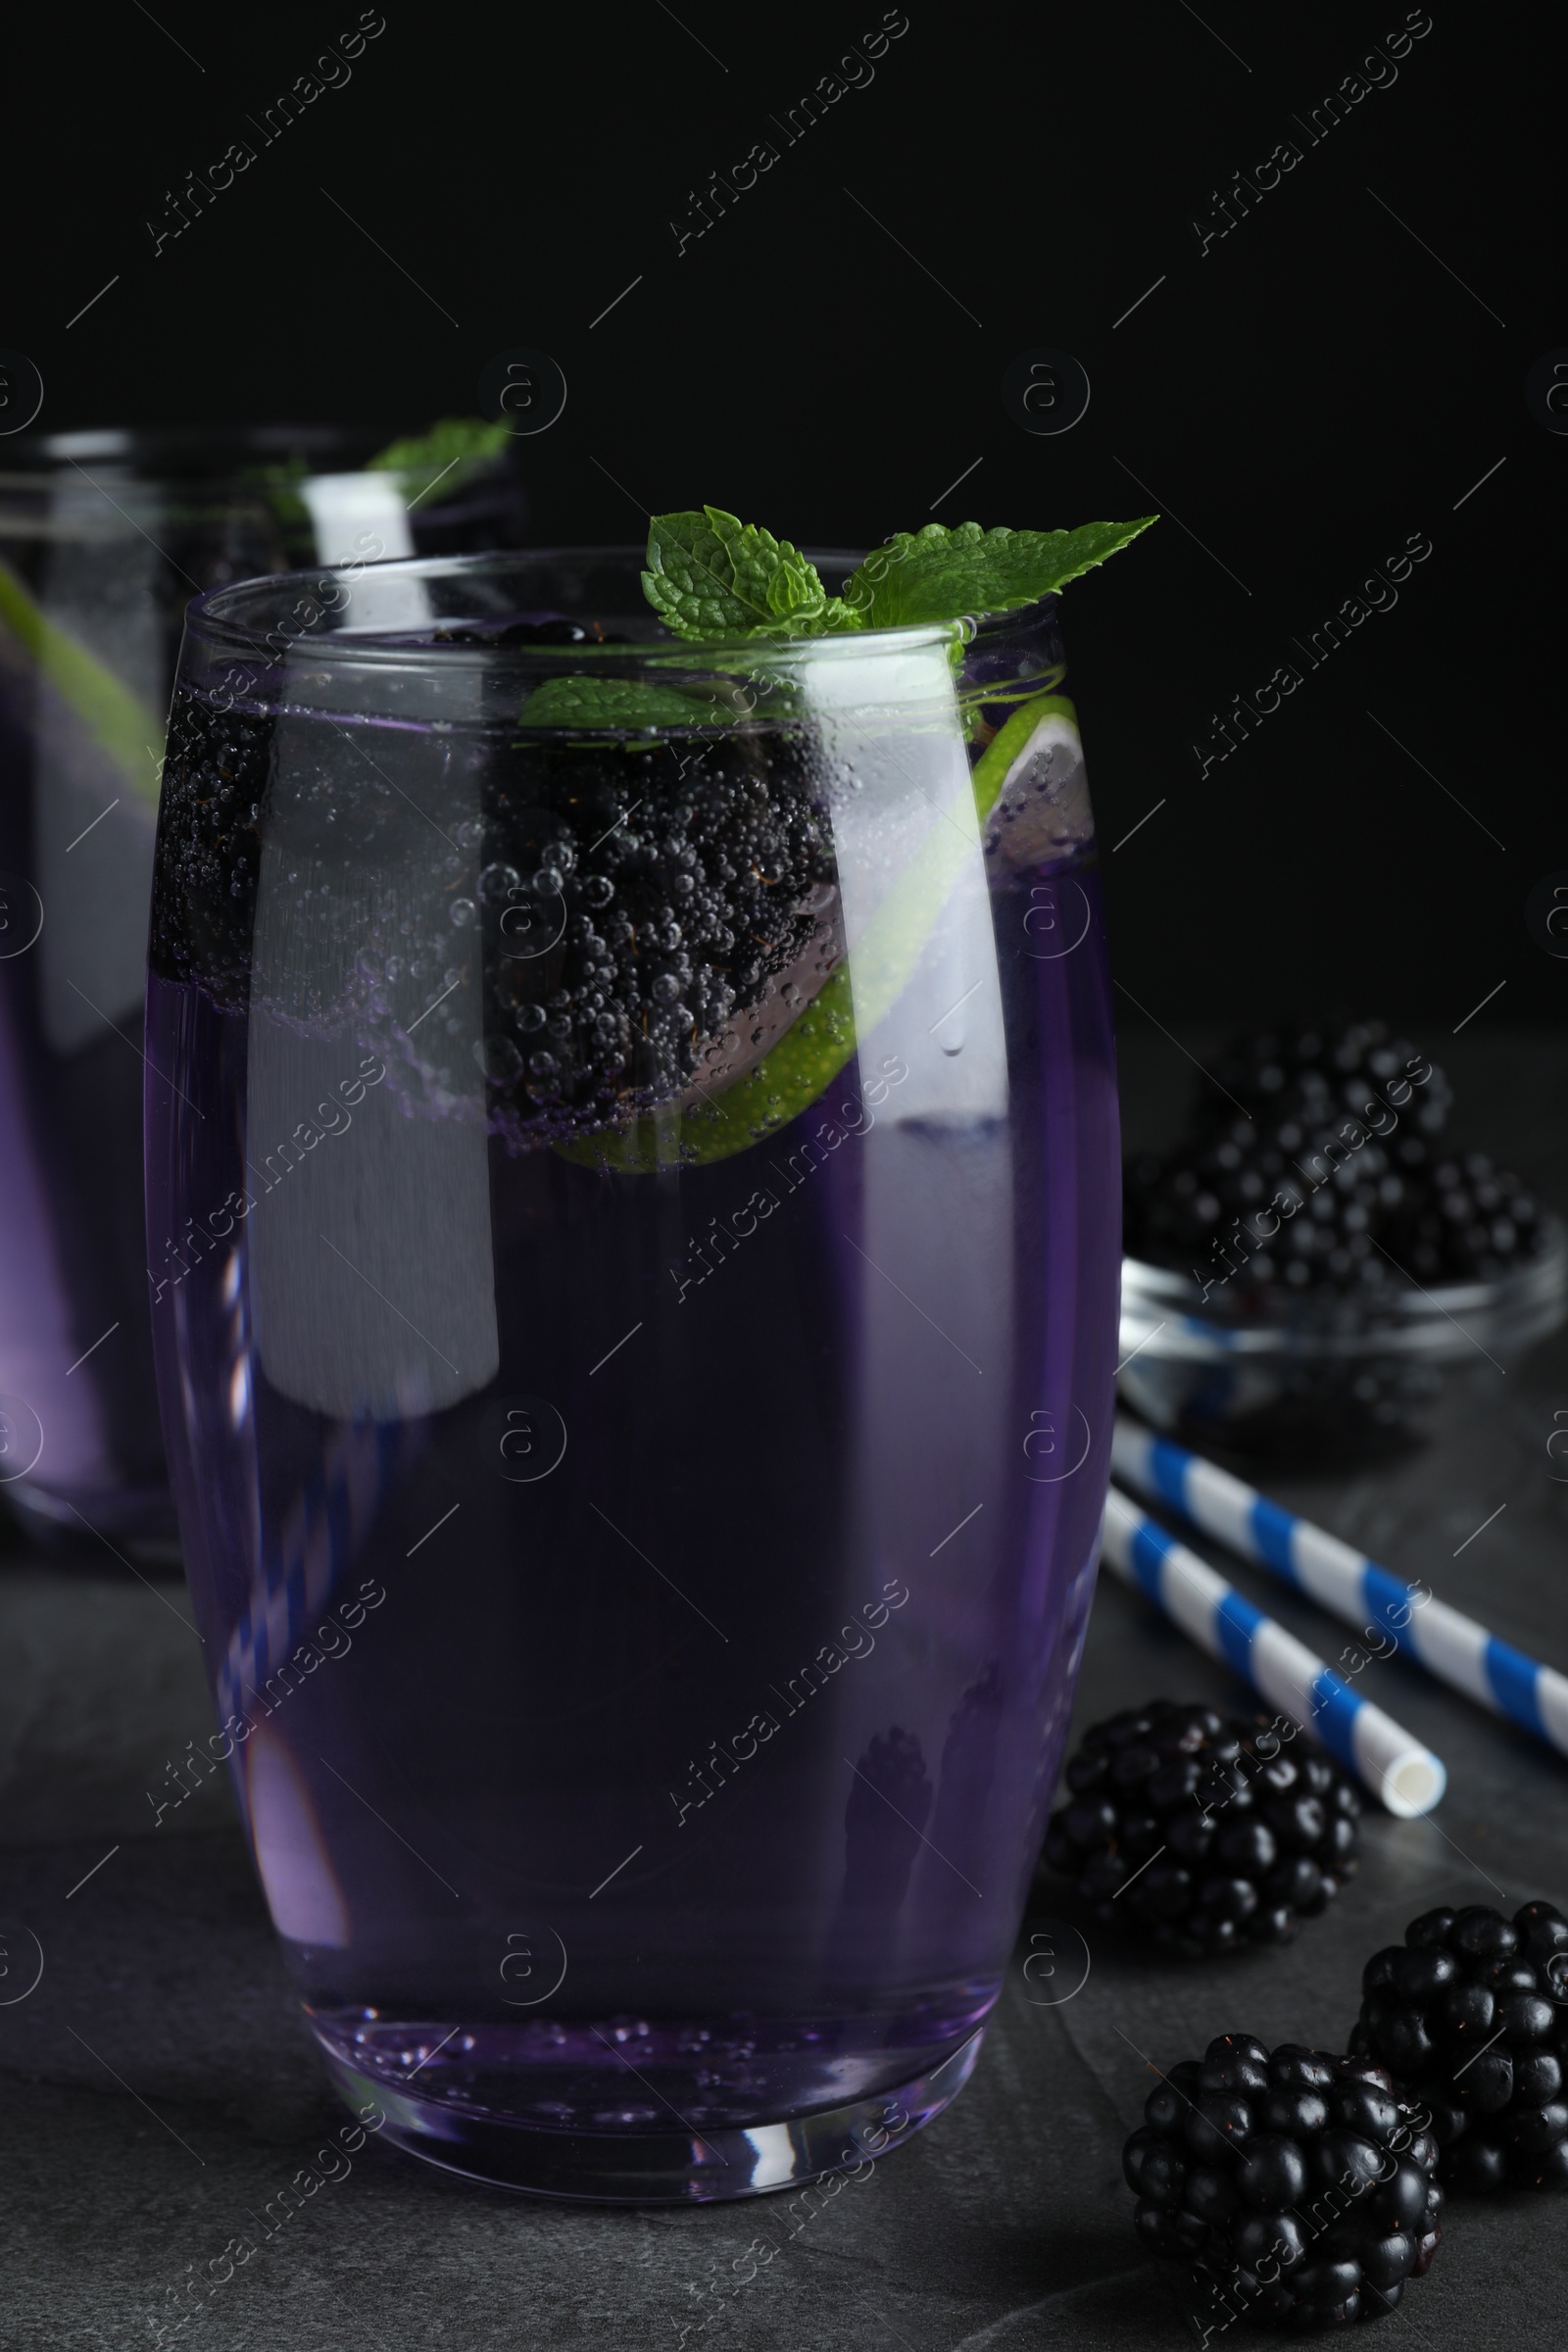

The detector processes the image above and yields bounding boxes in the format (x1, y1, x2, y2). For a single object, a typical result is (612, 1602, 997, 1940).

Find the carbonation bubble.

(479, 862, 521, 905)
(449, 898, 477, 928)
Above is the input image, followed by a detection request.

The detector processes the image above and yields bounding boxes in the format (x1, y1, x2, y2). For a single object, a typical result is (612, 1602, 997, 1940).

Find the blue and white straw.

(1101, 1487, 1446, 1816)
(1112, 1416, 1568, 1761)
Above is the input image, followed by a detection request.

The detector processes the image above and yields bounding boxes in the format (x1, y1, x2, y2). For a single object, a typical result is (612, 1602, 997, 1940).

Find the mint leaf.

(643, 507, 832, 639)
(518, 675, 728, 731)
(368, 416, 510, 499)
(841, 517, 1158, 627)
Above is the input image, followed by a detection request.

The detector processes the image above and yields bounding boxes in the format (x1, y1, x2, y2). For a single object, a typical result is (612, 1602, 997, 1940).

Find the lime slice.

(561, 689, 1084, 1173)
(0, 555, 163, 810)
(971, 693, 1085, 865)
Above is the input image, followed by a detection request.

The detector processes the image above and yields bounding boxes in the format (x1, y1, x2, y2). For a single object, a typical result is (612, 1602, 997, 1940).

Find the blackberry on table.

(1123, 1121, 1404, 1303)
(1122, 1015, 1547, 1304)
(1124, 2034, 1443, 2330)
(1350, 1899, 1568, 2191)
(1213, 1020, 1452, 1140)
(1042, 1703, 1360, 1957)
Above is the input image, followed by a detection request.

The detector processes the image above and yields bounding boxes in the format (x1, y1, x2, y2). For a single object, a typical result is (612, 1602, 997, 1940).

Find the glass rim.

(0, 421, 506, 494)
(181, 545, 988, 669)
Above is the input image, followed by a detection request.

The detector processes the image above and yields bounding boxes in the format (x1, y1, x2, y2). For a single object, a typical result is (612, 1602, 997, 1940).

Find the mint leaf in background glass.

(518, 675, 729, 731)
(367, 417, 510, 500)
(642, 507, 837, 639)
(840, 517, 1158, 627)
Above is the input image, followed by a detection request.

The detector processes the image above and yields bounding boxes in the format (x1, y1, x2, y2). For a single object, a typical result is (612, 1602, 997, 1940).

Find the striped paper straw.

(1112, 1415, 1568, 1759)
(1101, 1487, 1446, 1816)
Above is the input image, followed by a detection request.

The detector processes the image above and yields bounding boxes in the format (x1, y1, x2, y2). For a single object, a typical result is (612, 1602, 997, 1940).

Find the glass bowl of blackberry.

(1120, 1019, 1566, 1456)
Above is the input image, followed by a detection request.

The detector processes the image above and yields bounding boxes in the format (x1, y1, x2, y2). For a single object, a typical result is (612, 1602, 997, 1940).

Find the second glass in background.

(0, 423, 526, 1557)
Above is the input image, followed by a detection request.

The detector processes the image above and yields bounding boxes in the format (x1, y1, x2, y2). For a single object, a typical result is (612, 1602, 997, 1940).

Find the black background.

(8, 0, 1562, 1031)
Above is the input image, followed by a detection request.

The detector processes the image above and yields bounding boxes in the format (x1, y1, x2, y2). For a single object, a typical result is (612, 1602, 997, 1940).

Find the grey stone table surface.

(2, 1027, 1566, 2352)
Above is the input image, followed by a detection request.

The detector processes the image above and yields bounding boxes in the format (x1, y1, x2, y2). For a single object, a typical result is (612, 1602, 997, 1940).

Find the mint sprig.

(518, 674, 729, 731)
(640, 508, 1155, 642)
(514, 506, 1155, 728)
(367, 416, 510, 500)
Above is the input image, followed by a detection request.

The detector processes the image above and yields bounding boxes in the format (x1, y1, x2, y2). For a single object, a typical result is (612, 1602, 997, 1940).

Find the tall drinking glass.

(147, 549, 1120, 2200)
(0, 427, 525, 1557)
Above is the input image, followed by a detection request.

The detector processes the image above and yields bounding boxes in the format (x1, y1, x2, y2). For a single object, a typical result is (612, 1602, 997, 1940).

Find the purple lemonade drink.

(146, 542, 1124, 2200)
(0, 425, 524, 1555)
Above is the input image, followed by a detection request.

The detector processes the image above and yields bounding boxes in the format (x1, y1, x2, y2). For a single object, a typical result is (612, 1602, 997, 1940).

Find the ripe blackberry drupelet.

(1124, 2034, 1443, 2330)
(1042, 1704, 1360, 1957)
(1350, 1900, 1568, 2191)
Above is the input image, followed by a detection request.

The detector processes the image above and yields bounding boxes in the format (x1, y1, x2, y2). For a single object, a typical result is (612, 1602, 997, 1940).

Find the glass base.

(317, 2026, 985, 2203)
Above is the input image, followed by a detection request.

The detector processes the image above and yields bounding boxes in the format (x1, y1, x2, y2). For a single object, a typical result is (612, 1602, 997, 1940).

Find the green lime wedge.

(0, 555, 164, 810)
(969, 692, 1079, 812)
